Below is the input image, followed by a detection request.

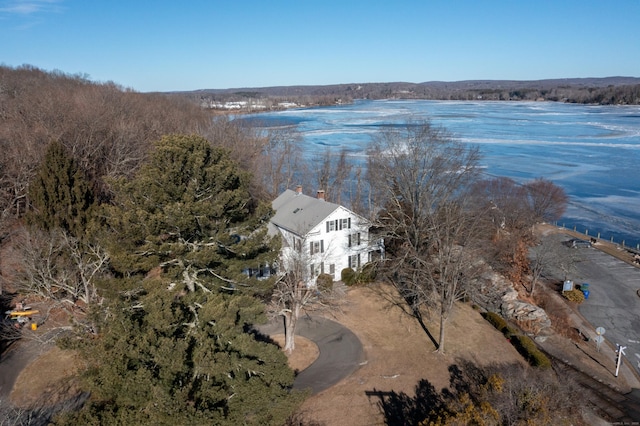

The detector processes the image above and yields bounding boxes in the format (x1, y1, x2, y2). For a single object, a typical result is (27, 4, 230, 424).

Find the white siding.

(272, 199, 377, 283)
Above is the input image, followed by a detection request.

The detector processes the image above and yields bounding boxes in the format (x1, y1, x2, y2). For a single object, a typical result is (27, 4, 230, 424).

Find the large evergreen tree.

(56, 134, 302, 424)
(27, 140, 95, 239)
(58, 280, 302, 425)
(104, 134, 278, 294)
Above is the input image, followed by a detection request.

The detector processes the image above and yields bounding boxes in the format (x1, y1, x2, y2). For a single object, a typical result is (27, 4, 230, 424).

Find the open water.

(242, 100, 640, 247)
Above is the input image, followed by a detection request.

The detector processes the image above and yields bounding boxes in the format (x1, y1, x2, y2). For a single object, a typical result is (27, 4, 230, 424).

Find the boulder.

(501, 299, 552, 335)
(472, 270, 514, 312)
(473, 268, 552, 336)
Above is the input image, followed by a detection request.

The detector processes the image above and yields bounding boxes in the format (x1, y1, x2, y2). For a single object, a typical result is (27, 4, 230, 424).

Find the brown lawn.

(290, 283, 525, 426)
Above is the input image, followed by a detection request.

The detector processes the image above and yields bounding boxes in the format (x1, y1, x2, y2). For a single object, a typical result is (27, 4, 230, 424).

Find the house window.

(310, 240, 324, 255)
(320, 262, 325, 274)
(294, 238, 302, 252)
(340, 218, 351, 230)
(330, 264, 335, 275)
(310, 264, 315, 276)
(349, 254, 360, 269)
(326, 220, 336, 232)
(348, 232, 361, 248)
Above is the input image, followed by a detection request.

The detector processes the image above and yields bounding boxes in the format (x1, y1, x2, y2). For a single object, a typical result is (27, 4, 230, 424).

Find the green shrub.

(483, 312, 550, 368)
(356, 262, 377, 284)
(503, 326, 520, 340)
(510, 335, 551, 369)
(359, 263, 378, 283)
(341, 268, 357, 286)
(562, 289, 585, 304)
(316, 273, 334, 292)
(483, 311, 508, 333)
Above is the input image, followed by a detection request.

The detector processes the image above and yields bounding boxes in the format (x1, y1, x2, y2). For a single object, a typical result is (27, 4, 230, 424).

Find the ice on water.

(241, 100, 640, 246)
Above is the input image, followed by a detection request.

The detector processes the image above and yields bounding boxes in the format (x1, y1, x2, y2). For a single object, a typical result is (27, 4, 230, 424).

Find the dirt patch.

(10, 346, 82, 408)
(270, 334, 319, 373)
(295, 284, 526, 426)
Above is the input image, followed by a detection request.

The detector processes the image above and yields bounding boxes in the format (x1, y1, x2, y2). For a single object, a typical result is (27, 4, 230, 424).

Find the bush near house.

(316, 273, 334, 292)
(357, 262, 377, 284)
(341, 264, 377, 287)
(341, 268, 357, 286)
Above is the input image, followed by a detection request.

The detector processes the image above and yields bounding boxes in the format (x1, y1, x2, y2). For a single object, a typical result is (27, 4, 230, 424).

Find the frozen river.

(243, 100, 640, 247)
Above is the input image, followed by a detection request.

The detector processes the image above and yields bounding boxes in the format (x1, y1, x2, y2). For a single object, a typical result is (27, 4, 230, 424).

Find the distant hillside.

(174, 77, 640, 110)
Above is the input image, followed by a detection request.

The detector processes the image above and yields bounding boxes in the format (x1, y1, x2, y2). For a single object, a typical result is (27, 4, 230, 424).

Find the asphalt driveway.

(257, 315, 365, 394)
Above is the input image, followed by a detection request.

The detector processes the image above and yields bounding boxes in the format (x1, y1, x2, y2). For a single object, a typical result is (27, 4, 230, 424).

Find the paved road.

(576, 247, 640, 377)
(257, 316, 364, 394)
(542, 233, 640, 379)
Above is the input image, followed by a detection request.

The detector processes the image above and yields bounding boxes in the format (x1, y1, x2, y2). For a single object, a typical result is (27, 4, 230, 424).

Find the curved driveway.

(257, 316, 364, 394)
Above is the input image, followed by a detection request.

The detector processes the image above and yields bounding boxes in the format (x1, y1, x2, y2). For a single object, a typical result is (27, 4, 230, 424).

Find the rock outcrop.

(473, 269, 552, 337)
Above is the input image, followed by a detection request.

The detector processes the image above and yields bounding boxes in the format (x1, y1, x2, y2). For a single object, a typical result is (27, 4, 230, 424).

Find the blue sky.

(2, 0, 639, 92)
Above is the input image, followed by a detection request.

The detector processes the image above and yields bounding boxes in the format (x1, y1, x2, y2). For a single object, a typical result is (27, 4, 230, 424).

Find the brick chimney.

(316, 189, 325, 201)
(295, 185, 302, 195)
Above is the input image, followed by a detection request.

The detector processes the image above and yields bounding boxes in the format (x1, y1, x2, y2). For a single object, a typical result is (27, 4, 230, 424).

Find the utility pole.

(615, 344, 627, 378)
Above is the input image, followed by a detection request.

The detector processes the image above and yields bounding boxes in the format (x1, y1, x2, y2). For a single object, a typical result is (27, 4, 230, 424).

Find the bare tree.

(11, 227, 108, 307)
(530, 236, 580, 286)
(270, 234, 342, 353)
(527, 243, 552, 295)
(470, 176, 568, 291)
(367, 121, 485, 353)
(348, 166, 367, 217)
(259, 126, 305, 199)
(524, 178, 568, 223)
(471, 176, 532, 233)
(312, 148, 352, 205)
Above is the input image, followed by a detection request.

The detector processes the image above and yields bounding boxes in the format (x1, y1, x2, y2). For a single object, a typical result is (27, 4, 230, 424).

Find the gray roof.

(270, 189, 340, 237)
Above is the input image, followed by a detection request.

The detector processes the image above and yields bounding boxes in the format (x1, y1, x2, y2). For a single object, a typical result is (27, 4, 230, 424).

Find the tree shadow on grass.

(365, 378, 446, 426)
(366, 284, 439, 350)
(364, 360, 491, 425)
(367, 359, 589, 426)
(412, 308, 439, 351)
(375, 359, 515, 425)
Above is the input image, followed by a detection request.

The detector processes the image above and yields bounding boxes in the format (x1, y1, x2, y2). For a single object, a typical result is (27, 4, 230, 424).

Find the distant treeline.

(178, 77, 640, 109)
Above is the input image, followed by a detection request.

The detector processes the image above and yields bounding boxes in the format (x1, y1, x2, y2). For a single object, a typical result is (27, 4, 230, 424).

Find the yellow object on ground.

(8, 310, 39, 317)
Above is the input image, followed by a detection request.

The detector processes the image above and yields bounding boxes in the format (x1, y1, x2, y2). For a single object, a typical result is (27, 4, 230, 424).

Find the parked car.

(565, 238, 592, 248)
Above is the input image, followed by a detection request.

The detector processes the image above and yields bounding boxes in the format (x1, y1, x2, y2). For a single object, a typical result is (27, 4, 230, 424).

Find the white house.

(269, 186, 381, 283)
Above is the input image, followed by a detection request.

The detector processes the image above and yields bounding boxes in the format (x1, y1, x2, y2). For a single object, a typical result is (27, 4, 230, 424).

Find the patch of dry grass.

(297, 284, 525, 426)
(10, 346, 82, 408)
(270, 334, 319, 373)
